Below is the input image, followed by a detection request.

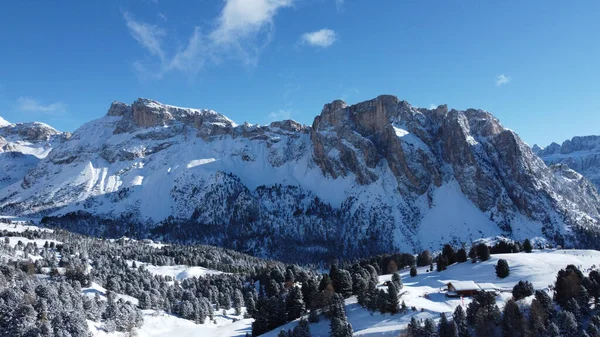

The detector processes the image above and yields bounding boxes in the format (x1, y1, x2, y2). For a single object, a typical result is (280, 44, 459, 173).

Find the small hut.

(446, 281, 481, 297)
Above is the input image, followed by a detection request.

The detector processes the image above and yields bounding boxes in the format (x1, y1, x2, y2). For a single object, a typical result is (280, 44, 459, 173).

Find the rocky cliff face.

(534, 136, 600, 190)
(0, 97, 598, 261)
(0, 119, 69, 189)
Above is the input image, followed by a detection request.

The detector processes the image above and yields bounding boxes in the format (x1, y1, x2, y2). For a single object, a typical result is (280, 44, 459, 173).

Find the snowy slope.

(261, 249, 600, 337)
(1, 97, 600, 259)
(1, 219, 598, 337)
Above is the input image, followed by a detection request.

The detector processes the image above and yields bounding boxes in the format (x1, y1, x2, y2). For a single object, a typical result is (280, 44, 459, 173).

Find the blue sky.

(0, 0, 599, 146)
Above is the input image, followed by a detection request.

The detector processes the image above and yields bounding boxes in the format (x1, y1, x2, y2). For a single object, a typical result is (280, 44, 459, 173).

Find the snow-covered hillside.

(85, 249, 600, 337)
(2, 219, 599, 337)
(1, 97, 600, 260)
(0, 118, 69, 189)
(262, 249, 600, 337)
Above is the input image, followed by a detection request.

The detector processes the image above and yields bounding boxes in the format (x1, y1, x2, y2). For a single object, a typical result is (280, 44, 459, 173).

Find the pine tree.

(410, 266, 418, 277)
(453, 305, 470, 337)
(456, 248, 468, 263)
(530, 292, 553, 334)
(555, 310, 578, 337)
(417, 250, 433, 267)
(440, 313, 456, 337)
(554, 265, 584, 307)
(252, 297, 269, 336)
(502, 299, 524, 337)
(437, 255, 448, 272)
(495, 259, 510, 278)
(422, 318, 439, 337)
(392, 272, 403, 289)
(547, 322, 561, 337)
(293, 317, 311, 337)
(513, 280, 534, 300)
(138, 291, 152, 310)
(442, 244, 457, 265)
(301, 279, 318, 310)
(245, 293, 257, 318)
(476, 243, 491, 261)
(330, 317, 353, 337)
(376, 289, 387, 313)
(286, 286, 305, 321)
(475, 307, 496, 337)
(523, 239, 533, 253)
(329, 294, 352, 337)
(233, 289, 244, 316)
(407, 317, 422, 337)
(386, 282, 399, 314)
(330, 267, 353, 298)
(565, 298, 582, 322)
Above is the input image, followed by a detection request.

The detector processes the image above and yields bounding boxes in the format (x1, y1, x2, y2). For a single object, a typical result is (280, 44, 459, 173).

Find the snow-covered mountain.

(0, 117, 69, 189)
(1, 96, 599, 260)
(533, 136, 600, 191)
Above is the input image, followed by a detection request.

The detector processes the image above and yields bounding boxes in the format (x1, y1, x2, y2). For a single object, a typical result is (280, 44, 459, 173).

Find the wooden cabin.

(446, 281, 481, 297)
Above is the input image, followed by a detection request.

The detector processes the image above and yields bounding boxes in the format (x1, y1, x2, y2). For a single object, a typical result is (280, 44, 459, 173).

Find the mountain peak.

(109, 98, 237, 135)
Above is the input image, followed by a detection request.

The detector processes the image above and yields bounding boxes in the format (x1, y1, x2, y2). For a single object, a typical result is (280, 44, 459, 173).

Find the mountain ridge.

(1, 96, 599, 261)
(534, 135, 600, 190)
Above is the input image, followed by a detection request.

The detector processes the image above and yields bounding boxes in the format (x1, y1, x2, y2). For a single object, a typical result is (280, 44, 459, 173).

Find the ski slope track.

(1, 96, 600, 260)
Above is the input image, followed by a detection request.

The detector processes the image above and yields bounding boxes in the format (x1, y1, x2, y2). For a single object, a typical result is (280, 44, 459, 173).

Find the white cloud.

(300, 29, 337, 48)
(210, 0, 292, 44)
(267, 109, 292, 121)
(495, 74, 511, 86)
(124, 0, 293, 78)
(16, 97, 67, 116)
(124, 12, 166, 61)
(429, 104, 437, 110)
(335, 0, 344, 12)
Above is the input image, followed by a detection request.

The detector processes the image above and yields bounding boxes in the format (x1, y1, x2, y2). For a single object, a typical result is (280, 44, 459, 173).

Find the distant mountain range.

(533, 136, 600, 190)
(1, 96, 599, 261)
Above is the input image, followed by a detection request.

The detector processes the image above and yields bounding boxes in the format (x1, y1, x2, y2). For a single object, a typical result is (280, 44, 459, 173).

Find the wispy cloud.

(16, 97, 67, 116)
(300, 29, 337, 48)
(429, 104, 437, 110)
(124, 0, 293, 78)
(495, 74, 511, 86)
(335, 0, 344, 12)
(124, 12, 166, 61)
(267, 109, 292, 122)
